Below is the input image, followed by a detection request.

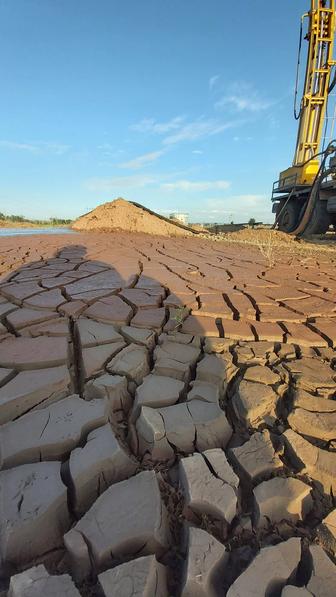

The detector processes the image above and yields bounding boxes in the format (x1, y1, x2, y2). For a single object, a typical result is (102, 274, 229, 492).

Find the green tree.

(8, 215, 26, 222)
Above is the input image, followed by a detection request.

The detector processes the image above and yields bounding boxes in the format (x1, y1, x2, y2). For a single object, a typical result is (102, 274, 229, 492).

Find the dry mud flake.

(0, 365, 71, 425)
(318, 508, 336, 556)
(107, 343, 150, 385)
(69, 423, 138, 517)
(282, 357, 336, 397)
(288, 407, 336, 441)
(83, 296, 133, 328)
(181, 526, 228, 597)
(1, 282, 44, 303)
(119, 288, 162, 309)
(76, 318, 124, 348)
(253, 476, 313, 528)
(0, 395, 110, 469)
(98, 555, 168, 597)
(8, 564, 80, 596)
(187, 380, 220, 404)
(154, 341, 200, 368)
(281, 588, 312, 596)
(132, 374, 185, 419)
(6, 307, 59, 331)
(0, 461, 70, 570)
(0, 367, 13, 386)
(283, 429, 336, 494)
(0, 336, 69, 370)
(232, 379, 278, 428)
(23, 287, 66, 310)
(152, 355, 192, 383)
(234, 341, 276, 367)
(230, 430, 283, 483)
(65, 270, 124, 295)
(227, 538, 301, 597)
(181, 314, 220, 337)
(84, 373, 132, 413)
(21, 317, 70, 338)
(135, 400, 232, 461)
(195, 353, 228, 396)
(292, 389, 336, 413)
(243, 364, 280, 386)
(131, 307, 166, 332)
(81, 341, 126, 380)
(64, 470, 170, 580)
(306, 544, 336, 596)
(121, 325, 156, 349)
(179, 451, 238, 525)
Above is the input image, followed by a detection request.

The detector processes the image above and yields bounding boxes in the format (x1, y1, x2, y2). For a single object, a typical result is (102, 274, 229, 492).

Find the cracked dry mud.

(0, 231, 336, 596)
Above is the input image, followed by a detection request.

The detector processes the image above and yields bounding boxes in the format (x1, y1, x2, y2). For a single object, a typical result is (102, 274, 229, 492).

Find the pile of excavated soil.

(72, 198, 195, 237)
(219, 227, 297, 245)
(201, 226, 336, 256)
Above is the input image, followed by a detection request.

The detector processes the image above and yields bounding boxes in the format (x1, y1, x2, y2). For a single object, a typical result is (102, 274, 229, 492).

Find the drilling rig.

(272, 0, 336, 235)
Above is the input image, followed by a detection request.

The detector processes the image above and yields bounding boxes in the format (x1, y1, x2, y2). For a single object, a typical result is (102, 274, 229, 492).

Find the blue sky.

(0, 0, 308, 223)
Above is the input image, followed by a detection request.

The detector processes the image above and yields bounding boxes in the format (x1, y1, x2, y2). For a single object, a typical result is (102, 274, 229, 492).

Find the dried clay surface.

(0, 228, 335, 596)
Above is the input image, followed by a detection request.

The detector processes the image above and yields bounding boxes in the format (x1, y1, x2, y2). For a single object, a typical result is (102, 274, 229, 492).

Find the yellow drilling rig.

(272, 0, 336, 235)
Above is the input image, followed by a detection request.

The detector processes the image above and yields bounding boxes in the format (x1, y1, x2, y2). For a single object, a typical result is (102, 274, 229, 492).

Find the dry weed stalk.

(171, 306, 188, 330)
(256, 231, 277, 268)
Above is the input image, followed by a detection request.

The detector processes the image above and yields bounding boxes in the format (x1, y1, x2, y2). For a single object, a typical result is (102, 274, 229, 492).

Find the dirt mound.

(220, 227, 297, 246)
(203, 226, 336, 256)
(72, 198, 195, 236)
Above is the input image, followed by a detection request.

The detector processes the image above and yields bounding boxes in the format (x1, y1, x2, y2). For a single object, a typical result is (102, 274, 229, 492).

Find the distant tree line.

(0, 213, 26, 222)
(49, 218, 73, 225)
(202, 218, 262, 233)
(0, 212, 72, 225)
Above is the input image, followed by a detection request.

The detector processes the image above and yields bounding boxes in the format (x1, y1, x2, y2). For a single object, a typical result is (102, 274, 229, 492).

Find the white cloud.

(205, 194, 268, 214)
(44, 143, 70, 155)
(161, 180, 231, 192)
(97, 143, 114, 150)
(217, 96, 270, 112)
(190, 194, 271, 222)
(85, 174, 156, 192)
(192, 149, 203, 154)
(85, 175, 231, 194)
(0, 140, 70, 155)
(0, 141, 38, 152)
(212, 194, 266, 206)
(130, 116, 185, 134)
(163, 118, 239, 145)
(215, 82, 271, 113)
(119, 150, 164, 169)
(97, 145, 126, 158)
(130, 115, 241, 146)
(233, 136, 253, 142)
(209, 74, 220, 90)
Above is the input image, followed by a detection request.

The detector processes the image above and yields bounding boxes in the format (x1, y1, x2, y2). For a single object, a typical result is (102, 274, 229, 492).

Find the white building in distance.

(169, 212, 189, 225)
